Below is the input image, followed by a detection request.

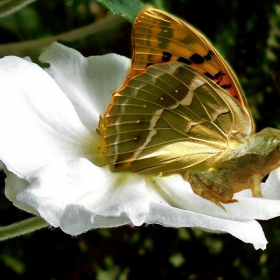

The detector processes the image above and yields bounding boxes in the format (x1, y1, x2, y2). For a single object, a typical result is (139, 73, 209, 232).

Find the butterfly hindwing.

(103, 62, 251, 175)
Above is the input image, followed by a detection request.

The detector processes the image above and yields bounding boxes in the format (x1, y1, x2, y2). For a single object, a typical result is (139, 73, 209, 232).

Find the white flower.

(1, 42, 280, 250)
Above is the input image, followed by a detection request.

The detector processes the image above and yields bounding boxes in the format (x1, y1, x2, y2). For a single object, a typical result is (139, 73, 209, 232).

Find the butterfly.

(98, 8, 280, 209)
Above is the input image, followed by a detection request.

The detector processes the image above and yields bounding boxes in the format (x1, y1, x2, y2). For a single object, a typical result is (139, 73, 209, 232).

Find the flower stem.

(0, 13, 126, 56)
(0, 216, 48, 241)
(0, 0, 37, 18)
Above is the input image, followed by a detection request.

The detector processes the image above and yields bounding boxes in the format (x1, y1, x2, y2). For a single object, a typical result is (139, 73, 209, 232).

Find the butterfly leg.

(183, 171, 238, 210)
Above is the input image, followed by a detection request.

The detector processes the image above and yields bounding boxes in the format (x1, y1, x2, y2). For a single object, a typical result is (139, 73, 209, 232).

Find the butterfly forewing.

(126, 8, 254, 132)
(103, 62, 251, 175)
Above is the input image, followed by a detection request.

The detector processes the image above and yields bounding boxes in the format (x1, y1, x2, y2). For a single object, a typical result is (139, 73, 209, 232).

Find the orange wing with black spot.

(126, 8, 254, 132)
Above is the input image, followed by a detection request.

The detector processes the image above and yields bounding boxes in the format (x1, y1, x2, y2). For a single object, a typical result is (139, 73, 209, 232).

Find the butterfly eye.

(277, 143, 280, 152)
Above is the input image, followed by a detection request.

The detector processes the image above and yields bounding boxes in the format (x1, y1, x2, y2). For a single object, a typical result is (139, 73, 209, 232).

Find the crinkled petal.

(147, 203, 267, 250)
(39, 43, 131, 131)
(0, 56, 104, 177)
(15, 159, 267, 249)
(16, 159, 147, 229)
(149, 176, 268, 249)
(5, 168, 38, 215)
(151, 175, 280, 222)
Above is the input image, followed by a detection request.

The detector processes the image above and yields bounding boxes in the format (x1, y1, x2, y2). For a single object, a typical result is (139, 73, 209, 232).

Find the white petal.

(39, 43, 131, 131)
(0, 56, 104, 177)
(151, 175, 280, 222)
(5, 168, 39, 215)
(149, 176, 268, 249)
(16, 159, 147, 229)
(15, 160, 267, 249)
(147, 203, 267, 250)
(262, 168, 280, 199)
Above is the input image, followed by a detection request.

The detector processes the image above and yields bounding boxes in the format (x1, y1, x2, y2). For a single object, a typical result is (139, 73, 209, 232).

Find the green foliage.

(96, 0, 145, 22)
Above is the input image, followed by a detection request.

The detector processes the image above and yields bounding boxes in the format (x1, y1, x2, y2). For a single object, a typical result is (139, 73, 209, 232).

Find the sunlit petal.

(40, 43, 131, 131)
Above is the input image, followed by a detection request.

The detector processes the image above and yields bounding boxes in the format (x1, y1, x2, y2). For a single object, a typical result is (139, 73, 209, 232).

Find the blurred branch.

(0, 13, 127, 56)
(0, 216, 48, 241)
(0, 0, 37, 18)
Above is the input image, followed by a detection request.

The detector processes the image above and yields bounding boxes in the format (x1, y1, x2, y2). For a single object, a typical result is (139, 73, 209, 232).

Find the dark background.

(1, 0, 280, 279)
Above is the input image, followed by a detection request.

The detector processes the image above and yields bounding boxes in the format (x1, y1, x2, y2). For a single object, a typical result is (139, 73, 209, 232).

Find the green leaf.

(96, 0, 145, 23)
(0, 0, 37, 18)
